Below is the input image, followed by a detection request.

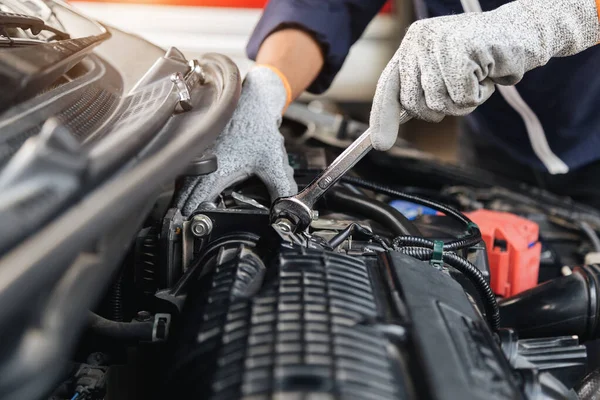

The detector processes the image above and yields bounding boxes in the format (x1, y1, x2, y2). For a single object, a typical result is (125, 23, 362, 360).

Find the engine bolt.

(274, 218, 294, 234)
(191, 214, 213, 237)
(136, 311, 152, 322)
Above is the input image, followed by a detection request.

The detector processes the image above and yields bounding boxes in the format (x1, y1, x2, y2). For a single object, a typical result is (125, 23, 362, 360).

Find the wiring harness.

(333, 176, 500, 331)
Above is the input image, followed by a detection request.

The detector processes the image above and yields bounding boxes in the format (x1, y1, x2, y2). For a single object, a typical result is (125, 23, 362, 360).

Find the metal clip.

(171, 60, 206, 112)
(171, 72, 192, 111)
(186, 59, 205, 87)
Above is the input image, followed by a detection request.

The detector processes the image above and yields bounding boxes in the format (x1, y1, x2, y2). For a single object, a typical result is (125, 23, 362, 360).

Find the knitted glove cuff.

(244, 65, 289, 115)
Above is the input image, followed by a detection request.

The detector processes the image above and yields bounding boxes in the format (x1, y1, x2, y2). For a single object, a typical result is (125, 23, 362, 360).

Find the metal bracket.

(171, 72, 192, 111)
(170, 59, 206, 112)
(152, 313, 171, 342)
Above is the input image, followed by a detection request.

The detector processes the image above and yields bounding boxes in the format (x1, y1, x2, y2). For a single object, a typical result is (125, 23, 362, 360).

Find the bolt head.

(191, 214, 213, 237)
(136, 311, 152, 322)
(274, 218, 294, 234)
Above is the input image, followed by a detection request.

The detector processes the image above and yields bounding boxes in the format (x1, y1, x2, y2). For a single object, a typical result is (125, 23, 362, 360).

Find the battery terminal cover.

(466, 210, 541, 297)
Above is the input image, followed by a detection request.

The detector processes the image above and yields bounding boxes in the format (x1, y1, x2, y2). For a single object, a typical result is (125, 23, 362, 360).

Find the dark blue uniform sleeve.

(246, 0, 388, 94)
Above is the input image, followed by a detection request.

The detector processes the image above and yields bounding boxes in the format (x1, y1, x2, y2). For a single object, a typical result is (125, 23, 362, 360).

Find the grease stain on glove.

(176, 67, 298, 216)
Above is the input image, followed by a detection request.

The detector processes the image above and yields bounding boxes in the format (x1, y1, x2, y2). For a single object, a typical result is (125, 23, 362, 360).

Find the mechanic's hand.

(176, 66, 297, 216)
(369, 0, 600, 151)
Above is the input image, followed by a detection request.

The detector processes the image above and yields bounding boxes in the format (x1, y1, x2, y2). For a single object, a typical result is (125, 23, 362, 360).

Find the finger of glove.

(180, 171, 250, 216)
(256, 140, 298, 201)
(420, 54, 483, 116)
(175, 176, 201, 211)
(477, 41, 526, 86)
(399, 51, 444, 123)
(370, 55, 404, 151)
(256, 163, 298, 202)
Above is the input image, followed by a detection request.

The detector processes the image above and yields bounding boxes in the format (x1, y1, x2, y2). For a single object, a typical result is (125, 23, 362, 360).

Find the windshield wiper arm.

(0, 11, 70, 43)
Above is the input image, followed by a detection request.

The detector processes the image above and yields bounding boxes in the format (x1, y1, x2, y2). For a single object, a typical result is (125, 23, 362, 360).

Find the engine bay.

(3, 4, 600, 398)
(43, 102, 600, 400)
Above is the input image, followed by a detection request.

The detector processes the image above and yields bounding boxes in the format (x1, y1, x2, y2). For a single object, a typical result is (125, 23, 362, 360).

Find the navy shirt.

(246, 0, 600, 173)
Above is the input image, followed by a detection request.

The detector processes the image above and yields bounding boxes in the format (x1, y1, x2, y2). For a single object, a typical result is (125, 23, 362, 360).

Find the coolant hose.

(499, 265, 600, 342)
(576, 369, 600, 400)
(88, 312, 154, 342)
(326, 188, 421, 236)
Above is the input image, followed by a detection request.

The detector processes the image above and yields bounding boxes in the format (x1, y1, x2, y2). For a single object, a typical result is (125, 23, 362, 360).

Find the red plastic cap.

(465, 210, 541, 297)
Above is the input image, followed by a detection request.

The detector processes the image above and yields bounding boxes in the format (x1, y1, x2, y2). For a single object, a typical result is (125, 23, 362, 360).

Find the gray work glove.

(176, 66, 297, 216)
(370, 0, 600, 151)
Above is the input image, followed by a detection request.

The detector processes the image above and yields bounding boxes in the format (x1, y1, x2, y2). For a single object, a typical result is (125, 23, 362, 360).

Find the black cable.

(88, 312, 153, 342)
(108, 270, 125, 322)
(393, 235, 482, 251)
(340, 176, 473, 227)
(293, 170, 472, 230)
(327, 188, 421, 236)
(398, 247, 500, 331)
(580, 221, 600, 252)
(577, 368, 600, 400)
(338, 176, 481, 250)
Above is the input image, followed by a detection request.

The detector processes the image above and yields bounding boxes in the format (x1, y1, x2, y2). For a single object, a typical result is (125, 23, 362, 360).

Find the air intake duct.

(499, 265, 600, 342)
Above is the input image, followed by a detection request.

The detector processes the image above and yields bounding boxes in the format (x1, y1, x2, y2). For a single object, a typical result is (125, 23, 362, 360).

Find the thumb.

(370, 58, 411, 151)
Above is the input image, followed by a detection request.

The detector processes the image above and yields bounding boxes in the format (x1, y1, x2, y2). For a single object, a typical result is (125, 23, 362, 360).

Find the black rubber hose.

(327, 188, 421, 236)
(340, 176, 473, 227)
(576, 369, 600, 400)
(443, 252, 500, 330)
(399, 247, 500, 331)
(393, 235, 482, 251)
(498, 265, 600, 342)
(339, 176, 481, 250)
(88, 313, 153, 342)
(108, 271, 124, 322)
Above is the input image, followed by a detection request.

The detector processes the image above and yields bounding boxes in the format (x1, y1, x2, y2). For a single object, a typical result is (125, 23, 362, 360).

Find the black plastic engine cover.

(385, 251, 523, 400)
(165, 246, 523, 400)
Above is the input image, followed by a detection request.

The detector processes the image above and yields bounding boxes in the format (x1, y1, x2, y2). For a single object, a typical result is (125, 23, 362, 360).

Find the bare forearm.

(255, 28, 324, 100)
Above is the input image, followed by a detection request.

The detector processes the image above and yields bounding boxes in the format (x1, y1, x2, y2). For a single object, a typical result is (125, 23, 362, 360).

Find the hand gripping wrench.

(270, 108, 411, 234)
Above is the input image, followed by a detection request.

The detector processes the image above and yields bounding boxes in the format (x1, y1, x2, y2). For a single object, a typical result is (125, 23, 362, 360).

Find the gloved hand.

(369, 0, 600, 151)
(176, 66, 297, 216)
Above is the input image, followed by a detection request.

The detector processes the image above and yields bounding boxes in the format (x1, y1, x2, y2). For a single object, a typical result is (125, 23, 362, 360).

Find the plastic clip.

(467, 222, 479, 232)
(430, 240, 444, 269)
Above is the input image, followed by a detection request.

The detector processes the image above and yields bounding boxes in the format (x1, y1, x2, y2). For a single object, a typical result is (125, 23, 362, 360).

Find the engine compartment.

(2, 5, 600, 396)
(43, 103, 600, 400)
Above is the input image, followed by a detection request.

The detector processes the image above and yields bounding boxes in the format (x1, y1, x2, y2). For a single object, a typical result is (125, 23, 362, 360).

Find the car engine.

(3, 2, 600, 400)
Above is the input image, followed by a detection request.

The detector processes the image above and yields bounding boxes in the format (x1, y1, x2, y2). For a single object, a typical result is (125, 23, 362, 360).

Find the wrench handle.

(295, 128, 373, 209)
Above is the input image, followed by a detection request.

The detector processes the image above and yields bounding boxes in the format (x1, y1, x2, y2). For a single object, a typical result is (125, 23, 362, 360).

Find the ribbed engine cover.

(166, 244, 522, 400)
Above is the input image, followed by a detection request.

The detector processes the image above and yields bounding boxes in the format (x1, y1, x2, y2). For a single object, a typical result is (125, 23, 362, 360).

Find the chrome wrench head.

(270, 128, 374, 233)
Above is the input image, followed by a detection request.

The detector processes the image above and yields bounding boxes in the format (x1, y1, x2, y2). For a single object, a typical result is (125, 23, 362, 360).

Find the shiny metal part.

(270, 128, 374, 232)
(152, 313, 171, 342)
(181, 220, 195, 271)
(171, 72, 193, 111)
(190, 214, 213, 237)
(271, 218, 309, 246)
(170, 60, 205, 112)
(273, 218, 294, 234)
(232, 191, 269, 211)
(186, 59, 206, 87)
